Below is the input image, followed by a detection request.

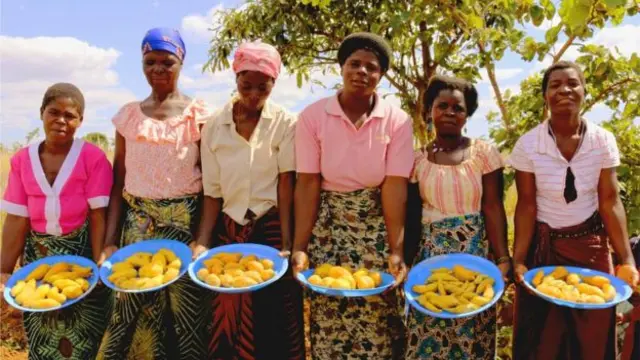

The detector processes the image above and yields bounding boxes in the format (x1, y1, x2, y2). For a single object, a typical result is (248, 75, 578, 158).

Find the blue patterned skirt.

(405, 213, 496, 360)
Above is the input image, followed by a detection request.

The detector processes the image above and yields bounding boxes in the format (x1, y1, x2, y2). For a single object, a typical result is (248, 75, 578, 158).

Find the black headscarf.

(337, 32, 392, 73)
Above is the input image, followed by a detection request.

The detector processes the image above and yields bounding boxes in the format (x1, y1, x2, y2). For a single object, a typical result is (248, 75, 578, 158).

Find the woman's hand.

(190, 241, 209, 260)
(513, 262, 528, 285)
(97, 245, 118, 266)
(616, 264, 640, 288)
(498, 262, 512, 283)
(387, 252, 407, 287)
(0, 273, 11, 294)
(291, 251, 309, 278)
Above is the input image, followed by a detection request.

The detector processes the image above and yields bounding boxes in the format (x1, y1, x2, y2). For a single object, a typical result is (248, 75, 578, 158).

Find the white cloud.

(0, 36, 135, 141)
(181, 4, 224, 43)
(479, 68, 524, 84)
(592, 24, 640, 58)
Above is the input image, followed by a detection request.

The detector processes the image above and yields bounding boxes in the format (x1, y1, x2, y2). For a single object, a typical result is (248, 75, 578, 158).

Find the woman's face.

(341, 49, 383, 97)
(236, 71, 274, 111)
(41, 97, 82, 145)
(143, 50, 182, 92)
(430, 89, 468, 137)
(545, 68, 585, 116)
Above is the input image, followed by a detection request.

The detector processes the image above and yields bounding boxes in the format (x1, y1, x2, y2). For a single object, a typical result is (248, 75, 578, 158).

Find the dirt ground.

(0, 296, 27, 360)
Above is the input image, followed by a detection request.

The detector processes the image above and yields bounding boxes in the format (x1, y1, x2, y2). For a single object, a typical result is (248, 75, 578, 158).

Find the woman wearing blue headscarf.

(97, 27, 213, 360)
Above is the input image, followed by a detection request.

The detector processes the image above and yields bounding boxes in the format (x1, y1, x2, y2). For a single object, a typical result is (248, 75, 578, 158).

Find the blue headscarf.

(141, 27, 186, 61)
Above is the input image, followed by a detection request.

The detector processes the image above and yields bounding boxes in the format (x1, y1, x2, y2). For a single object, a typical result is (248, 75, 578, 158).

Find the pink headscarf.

(232, 41, 282, 80)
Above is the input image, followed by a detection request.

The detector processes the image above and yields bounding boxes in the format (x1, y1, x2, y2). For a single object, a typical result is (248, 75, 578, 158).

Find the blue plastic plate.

(3, 255, 99, 312)
(405, 253, 505, 319)
(296, 269, 394, 297)
(99, 239, 191, 293)
(523, 266, 632, 309)
(188, 243, 288, 294)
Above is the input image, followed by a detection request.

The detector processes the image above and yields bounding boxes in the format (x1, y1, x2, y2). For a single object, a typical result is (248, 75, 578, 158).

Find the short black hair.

(424, 75, 479, 118)
(541, 60, 586, 96)
(40, 82, 85, 116)
(337, 32, 392, 73)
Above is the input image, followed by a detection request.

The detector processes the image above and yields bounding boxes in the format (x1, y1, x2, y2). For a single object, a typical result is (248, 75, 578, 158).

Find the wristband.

(496, 256, 511, 265)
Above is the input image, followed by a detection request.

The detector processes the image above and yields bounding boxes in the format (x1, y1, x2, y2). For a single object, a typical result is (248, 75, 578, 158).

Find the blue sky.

(1, 0, 638, 145)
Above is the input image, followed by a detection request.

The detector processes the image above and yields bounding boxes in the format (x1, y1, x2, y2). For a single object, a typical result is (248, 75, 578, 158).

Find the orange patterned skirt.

(208, 208, 305, 360)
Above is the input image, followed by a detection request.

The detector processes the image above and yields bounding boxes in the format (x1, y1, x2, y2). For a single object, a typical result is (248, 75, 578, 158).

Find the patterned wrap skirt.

(307, 188, 405, 360)
(208, 207, 305, 360)
(405, 213, 496, 360)
(513, 212, 616, 360)
(23, 221, 113, 360)
(98, 191, 212, 360)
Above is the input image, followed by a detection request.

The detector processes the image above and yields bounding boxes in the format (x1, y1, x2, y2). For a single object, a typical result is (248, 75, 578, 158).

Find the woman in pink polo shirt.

(510, 61, 639, 360)
(291, 32, 414, 360)
(0, 83, 113, 359)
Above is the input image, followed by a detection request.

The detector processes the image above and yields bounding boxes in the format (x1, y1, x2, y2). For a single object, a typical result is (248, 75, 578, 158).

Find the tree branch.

(478, 41, 511, 127)
(411, 36, 420, 80)
(552, 34, 577, 63)
(419, 21, 432, 79)
(581, 77, 637, 114)
(385, 72, 410, 96)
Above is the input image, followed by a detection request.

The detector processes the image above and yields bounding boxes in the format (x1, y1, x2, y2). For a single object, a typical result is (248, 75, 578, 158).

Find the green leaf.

(296, 72, 303, 88)
(623, 103, 639, 118)
(530, 5, 545, 26)
(467, 14, 484, 29)
(603, 0, 626, 8)
(559, 0, 592, 32)
(545, 24, 562, 44)
(541, 0, 556, 19)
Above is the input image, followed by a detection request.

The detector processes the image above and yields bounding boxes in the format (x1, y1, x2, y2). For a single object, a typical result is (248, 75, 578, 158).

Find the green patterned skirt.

(23, 221, 113, 360)
(307, 188, 405, 360)
(405, 213, 496, 360)
(98, 191, 212, 360)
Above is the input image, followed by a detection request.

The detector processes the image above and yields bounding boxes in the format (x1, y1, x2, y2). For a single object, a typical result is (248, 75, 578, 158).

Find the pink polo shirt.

(1, 139, 113, 235)
(296, 93, 414, 192)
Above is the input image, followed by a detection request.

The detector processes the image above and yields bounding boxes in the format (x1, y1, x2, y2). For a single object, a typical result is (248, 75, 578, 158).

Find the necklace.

(432, 137, 464, 153)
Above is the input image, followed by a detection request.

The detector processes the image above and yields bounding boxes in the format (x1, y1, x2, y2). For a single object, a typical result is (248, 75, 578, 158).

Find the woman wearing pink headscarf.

(194, 41, 304, 360)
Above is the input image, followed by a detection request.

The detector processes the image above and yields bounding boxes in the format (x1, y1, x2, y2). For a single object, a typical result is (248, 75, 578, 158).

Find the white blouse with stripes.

(507, 120, 620, 229)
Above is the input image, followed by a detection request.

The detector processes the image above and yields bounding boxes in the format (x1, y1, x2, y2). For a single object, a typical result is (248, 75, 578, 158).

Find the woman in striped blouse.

(510, 61, 639, 360)
(405, 75, 510, 359)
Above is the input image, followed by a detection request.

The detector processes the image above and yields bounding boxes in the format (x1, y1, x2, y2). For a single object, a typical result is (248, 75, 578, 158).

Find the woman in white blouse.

(195, 41, 304, 359)
(509, 60, 639, 360)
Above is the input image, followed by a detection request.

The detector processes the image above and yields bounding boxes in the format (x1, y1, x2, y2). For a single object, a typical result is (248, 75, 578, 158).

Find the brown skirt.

(208, 208, 305, 360)
(513, 212, 616, 360)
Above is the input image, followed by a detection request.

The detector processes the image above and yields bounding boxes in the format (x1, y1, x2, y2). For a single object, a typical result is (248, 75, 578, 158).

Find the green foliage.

(207, 0, 640, 234)
(82, 132, 110, 152)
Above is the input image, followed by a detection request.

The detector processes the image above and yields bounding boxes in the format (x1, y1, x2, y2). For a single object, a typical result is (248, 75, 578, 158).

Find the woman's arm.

(277, 172, 295, 252)
(99, 132, 126, 263)
(193, 196, 222, 256)
(88, 208, 107, 263)
(291, 173, 321, 273)
(599, 167, 634, 265)
(512, 170, 537, 282)
(599, 168, 637, 287)
(482, 168, 510, 279)
(381, 175, 408, 282)
(292, 173, 321, 253)
(404, 182, 423, 264)
(0, 215, 30, 274)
